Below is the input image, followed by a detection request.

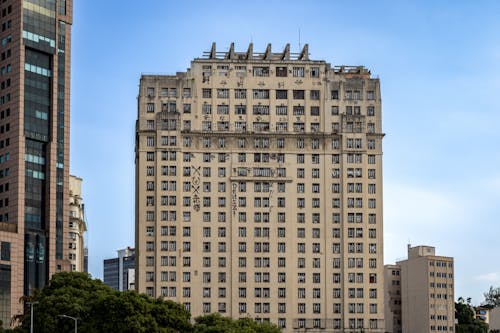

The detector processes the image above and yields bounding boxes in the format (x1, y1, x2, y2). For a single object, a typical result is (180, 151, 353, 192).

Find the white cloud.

(384, 182, 467, 227)
(476, 272, 500, 283)
(383, 182, 471, 265)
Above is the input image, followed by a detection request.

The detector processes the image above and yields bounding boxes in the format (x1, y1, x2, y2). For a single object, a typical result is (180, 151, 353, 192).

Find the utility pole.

(26, 301, 38, 333)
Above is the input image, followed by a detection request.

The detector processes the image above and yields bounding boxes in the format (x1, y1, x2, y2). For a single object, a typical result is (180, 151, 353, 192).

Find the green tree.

(17, 272, 192, 333)
(14, 272, 280, 333)
(455, 297, 488, 333)
(193, 313, 281, 333)
(483, 286, 500, 307)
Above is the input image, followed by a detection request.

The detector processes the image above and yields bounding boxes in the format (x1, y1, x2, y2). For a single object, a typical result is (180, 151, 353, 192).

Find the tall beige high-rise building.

(0, 0, 73, 326)
(384, 245, 455, 333)
(68, 175, 86, 272)
(135, 43, 384, 332)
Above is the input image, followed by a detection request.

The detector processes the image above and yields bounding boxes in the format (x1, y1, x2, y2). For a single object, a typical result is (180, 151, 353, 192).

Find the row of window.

(146, 151, 377, 166)
(158, 282, 377, 298)
(147, 84, 376, 100)
(153, 240, 377, 254)
(430, 271, 453, 278)
(429, 282, 452, 288)
(146, 101, 377, 119)
(151, 225, 377, 240)
(147, 194, 377, 210)
(145, 180, 375, 197)
(148, 225, 378, 240)
(148, 135, 377, 150)
(430, 261, 453, 268)
(146, 239, 378, 256)
(148, 192, 377, 206)
(161, 255, 372, 270)
(202, 88, 323, 100)
(144, 269, 378, 286)
(430, 325, 453, 331)
(149, 247, 377, 268)
(178, 136, 378, 150)
(146, 87, 191, 98)
(145, 209, 377, 225)
(145, 165, 377, 181)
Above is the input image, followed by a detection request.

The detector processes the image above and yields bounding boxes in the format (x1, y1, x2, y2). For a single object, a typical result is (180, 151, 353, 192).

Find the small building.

(103, 247, 135, 291)
(475, 306, 490, 324)
(476, 306, 500, 331)
(385, 245, 454, 333)
(68, 175, 87, 272)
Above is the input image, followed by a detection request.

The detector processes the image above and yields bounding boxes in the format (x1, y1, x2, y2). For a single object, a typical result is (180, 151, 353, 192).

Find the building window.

(367, 106, 375, 116)
(293, 90, 305, 99)
(293, 122, 305, 133)
(253, 67, 270, 77)
(310, 90, 320, 100)
(202, 88, 212, 98)
(217, 89, 229, 98)
(276, 66, 287, 77)
(293, 67, 304, 77)
(0, 242, 10, 261)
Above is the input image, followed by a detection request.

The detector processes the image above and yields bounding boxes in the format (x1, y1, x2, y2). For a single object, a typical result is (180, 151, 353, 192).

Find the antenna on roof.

(209, 42, 216, 59)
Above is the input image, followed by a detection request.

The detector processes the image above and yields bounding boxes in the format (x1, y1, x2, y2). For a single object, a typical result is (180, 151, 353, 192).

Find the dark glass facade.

(0, 264, 10, 326)
(56, 20, 66, 260)
(0, 0, 72, 325)
(104, 254, 136, 291)
(22, 0, 65, 296)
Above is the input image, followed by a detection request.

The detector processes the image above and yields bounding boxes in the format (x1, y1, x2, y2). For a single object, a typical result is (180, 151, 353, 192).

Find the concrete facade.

(476, 306, 500, 331)
(489, 307, 500, 331)
(384, 265, 401, 333)
(135, 43, 385, 332)
(385, 245, 455, 333)
(0, 0, 73, 326)
(68, 175, 86, 272)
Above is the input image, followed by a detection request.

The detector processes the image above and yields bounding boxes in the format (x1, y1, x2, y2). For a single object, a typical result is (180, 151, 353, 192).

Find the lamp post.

(58, 314, 77, 333)
(26, 301, 38, 333)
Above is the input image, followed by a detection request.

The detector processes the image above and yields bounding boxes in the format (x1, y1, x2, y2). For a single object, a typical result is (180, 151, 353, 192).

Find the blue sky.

(70, 0, 500, 304)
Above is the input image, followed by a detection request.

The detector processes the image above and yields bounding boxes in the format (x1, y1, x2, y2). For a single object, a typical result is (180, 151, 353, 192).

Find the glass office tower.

(0, 0, 72, 327)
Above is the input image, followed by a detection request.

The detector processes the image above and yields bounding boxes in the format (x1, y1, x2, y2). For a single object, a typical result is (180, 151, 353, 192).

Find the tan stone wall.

(136, 45, 384, 332)
(69, 175, 86, 272)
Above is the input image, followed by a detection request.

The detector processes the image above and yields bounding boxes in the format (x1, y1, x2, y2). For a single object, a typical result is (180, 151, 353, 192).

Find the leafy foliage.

(14, 272, 280, 333)
(193, 313, 281, 333)
(455, 297, 488, 333)
(17, 272, 192, 333)
(483, 286, 500, 307)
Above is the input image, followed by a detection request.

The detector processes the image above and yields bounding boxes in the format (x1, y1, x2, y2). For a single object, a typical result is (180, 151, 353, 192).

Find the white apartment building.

(68, 175, 87, 272)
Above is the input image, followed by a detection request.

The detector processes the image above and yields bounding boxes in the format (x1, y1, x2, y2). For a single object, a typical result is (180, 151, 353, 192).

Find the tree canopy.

(483, 286, 500, 308)
(17, 272, 192, 333)
(193, 313, 281, 333)
(13, 272, 281, 333)
(455, 297, 488, 333)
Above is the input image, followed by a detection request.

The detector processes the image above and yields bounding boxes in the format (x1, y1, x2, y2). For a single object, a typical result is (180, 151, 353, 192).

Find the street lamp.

(26, 302, 38, 333)
(58, 314, 77, 333)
